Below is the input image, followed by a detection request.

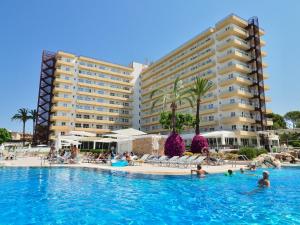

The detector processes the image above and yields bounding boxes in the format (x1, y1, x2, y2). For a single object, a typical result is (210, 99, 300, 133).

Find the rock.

(252, 154, 281, 168)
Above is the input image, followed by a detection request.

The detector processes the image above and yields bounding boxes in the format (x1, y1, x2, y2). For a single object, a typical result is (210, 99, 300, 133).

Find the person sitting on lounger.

(191, 164, 208, 178)
(258, 171, 270, 188)
(57, 149, 71, 163)
(125, 152, 133, 164)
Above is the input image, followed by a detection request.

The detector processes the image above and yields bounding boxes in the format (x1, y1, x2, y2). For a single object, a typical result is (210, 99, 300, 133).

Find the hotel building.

(140, 14, 272, 146)
(35, 14, 273, 147)
(34, 51, 145, 143)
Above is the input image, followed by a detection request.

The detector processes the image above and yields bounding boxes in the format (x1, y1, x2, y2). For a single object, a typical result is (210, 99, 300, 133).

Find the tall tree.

(284, 111, 300, 128)
(150, 77, 193, 156)
(150, 77, 193, 133)
(29, 109, 38, 138)
(11, 108, 30, 146)
(0, 128, 11, 144)
(266, 113, 286, 129)
(159, 112, 195, 133)
(187, 77, 213, 135)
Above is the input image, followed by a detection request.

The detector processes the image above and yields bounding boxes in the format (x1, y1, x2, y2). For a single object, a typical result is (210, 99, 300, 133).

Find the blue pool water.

(0, 167, 300, 225)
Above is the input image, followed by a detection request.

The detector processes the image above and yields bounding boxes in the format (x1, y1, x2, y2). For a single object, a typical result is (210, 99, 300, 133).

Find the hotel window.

(109, 125, 114, 130)
(230, 99, 235, 104)
(230, 112, 235, 117)
(243, 125, 249, 131)
(96, 116, 103, 120)
(229, 86, 234, 92)
(208, 116, 214, 121)
(83, 115, 90, 119)
(232, 125, 237, 130)
(109, 117, 114, 121)
(96, 125, 103, 129)
(76, 114, 82, 118)
(83, 124, 89, 128)
(75, 123, 81, 128)
(61, 122, 66, 126)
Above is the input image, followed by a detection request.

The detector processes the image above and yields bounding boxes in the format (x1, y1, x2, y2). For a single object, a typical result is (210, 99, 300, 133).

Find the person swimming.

(191, 164, 208, 177)
(240, 168, 245, 174)
(258, 171, 270, 188)
(225, 169, 234, 176)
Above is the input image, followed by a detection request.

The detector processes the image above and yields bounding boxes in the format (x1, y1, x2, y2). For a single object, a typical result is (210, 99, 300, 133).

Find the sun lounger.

(133, 154, 150, 165)
(147, 155, 169, 165)
(190, 156, 206, 167)
(160, 156, 180, 167)
(176, 155, 199, 168)
(171, 155, 190, 167)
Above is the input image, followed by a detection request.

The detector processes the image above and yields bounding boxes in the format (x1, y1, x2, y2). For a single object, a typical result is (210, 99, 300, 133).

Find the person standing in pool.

(191, 165, 208, 177)
(258, 171, 270, 188)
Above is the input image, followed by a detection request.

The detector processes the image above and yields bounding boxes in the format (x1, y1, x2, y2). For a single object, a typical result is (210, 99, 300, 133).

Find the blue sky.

(0, 0, 299, 133)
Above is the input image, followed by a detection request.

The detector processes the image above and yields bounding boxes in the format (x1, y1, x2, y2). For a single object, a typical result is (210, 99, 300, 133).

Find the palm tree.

(187, 77, 213, 153)
(188, 77, 213, 135)
(150, 77, 194, 133)
(150, 77, 193, 157)
(29, 109, 38, 140)
(11, 108, 30, 146)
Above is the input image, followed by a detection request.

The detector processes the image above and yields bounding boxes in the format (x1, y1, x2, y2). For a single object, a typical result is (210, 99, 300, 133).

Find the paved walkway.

(1, 157, 247, 175)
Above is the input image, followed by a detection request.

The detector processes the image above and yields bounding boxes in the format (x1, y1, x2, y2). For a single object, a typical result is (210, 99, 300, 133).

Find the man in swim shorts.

(258, 171, 270, 188)
(191, 164, 208, 177)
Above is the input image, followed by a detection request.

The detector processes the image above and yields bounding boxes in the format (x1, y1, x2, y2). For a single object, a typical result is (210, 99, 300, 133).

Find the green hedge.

(238, 147, 267, 160)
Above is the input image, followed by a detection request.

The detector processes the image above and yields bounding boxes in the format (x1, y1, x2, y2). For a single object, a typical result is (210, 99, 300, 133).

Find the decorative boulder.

(190, 134, 209, 153)
(164, 132, 185, 157)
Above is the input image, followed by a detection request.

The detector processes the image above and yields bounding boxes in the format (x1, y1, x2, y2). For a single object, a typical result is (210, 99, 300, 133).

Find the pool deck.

(1, 157, 249, 175)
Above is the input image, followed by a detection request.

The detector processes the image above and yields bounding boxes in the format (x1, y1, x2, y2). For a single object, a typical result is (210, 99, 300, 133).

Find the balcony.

(221, 116, 255, 124)
(74, 127, 110, 133)
(52, 96, 72, 103)
(265, 96, 272, 102)
(216, 25, 248, 40)
(50, 116, 71, 121)
(218, 63, 251, 75)
(217, 49, 251, 63)
(266, 109, 272, 114)
(200, 107, 218, 115)
(52, 87, 72, 94)
(266, 118, 273, 126)
(220, 89, 253, 99)
(234, 130, 257, 137)
(56, 59, 74, 67)
(50, 125, 71, 132)
(201, 95, 217, 103)
(219, 75, 253, 87)
(217, 37, 249, 51)
(54, 69, 73, 76)
(264, 84, 270, 91)
(51, 106, 72, 112)
(199, 120, 217, 126)
(220, 102, 254, 111)
(261, 51, 267, 57)
(263, 73, 269, 80)
(54, 78, 73, 85)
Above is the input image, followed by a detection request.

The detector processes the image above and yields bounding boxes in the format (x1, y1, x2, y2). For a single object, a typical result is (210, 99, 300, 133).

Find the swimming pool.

(0, 167, 299, 225)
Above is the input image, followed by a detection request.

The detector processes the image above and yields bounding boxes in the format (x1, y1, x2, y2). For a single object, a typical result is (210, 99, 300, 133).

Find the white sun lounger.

(160, 156, 180, 167)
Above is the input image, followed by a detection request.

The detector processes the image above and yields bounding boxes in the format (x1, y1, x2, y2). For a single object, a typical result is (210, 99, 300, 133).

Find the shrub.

(190, 134, 209, 153)
(238, 147, 267, 160)
(164, 132, 185, 157)
(224, 153, 239, 160)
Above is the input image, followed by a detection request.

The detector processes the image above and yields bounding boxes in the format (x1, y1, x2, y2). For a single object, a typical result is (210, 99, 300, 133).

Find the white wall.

(130, 62, 147, 130)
